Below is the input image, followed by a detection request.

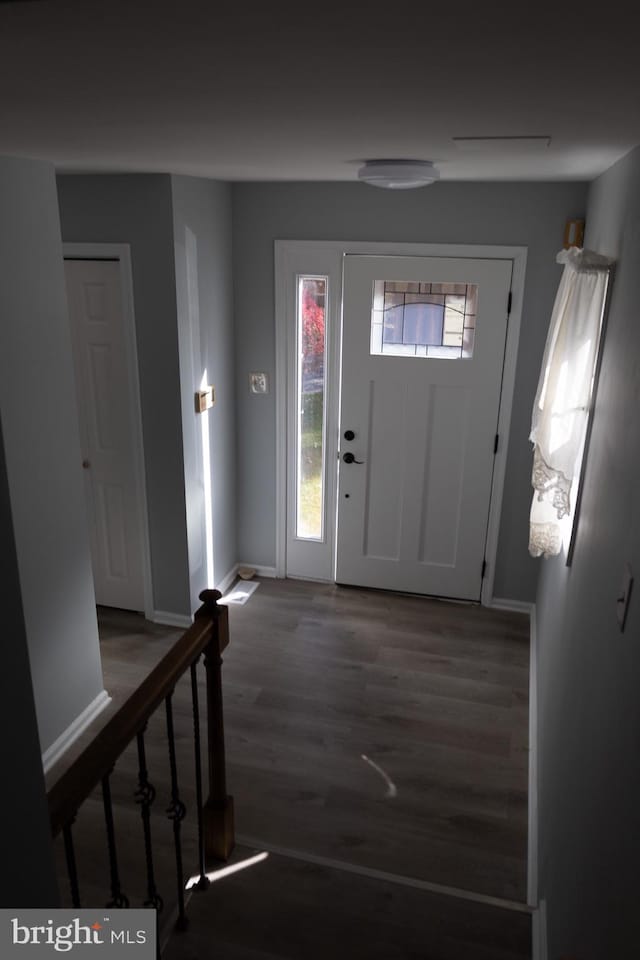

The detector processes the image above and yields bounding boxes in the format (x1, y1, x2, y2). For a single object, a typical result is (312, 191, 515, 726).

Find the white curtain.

(529, 247, 613, 558)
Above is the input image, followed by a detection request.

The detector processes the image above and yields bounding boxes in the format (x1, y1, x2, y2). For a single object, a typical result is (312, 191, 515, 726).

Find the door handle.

(342, 452, 364, 464)
(82, 459, 91, 469)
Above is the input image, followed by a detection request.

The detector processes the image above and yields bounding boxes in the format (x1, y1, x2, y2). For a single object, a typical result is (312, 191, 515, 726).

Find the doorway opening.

(275, 241, 526, 606)
(64, 242, 153, 619)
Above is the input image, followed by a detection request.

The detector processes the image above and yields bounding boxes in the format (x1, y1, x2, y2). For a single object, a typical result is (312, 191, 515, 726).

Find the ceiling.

(1, 0, 638, 183)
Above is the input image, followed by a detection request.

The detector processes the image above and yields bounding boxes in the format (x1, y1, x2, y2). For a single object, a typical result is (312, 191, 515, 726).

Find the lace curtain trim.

(529, 521, 563, 559)
(531, 445, 572, 519)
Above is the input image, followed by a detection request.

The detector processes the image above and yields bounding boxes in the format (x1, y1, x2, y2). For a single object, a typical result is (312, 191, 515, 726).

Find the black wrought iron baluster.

(62, 820, 81, 908)
(190, 658, 209, 890)
(165, 691, 188, 930)
(102, 771, 130, 908)
(135, 726, 164, 911)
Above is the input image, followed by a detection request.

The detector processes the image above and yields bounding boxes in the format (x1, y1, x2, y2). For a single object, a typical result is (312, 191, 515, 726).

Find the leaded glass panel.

(370, 280, 478, 358)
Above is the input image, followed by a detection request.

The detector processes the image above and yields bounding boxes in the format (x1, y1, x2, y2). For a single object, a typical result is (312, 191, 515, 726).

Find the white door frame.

(275, 240, 527, 606)
(63, 242, 154, 620)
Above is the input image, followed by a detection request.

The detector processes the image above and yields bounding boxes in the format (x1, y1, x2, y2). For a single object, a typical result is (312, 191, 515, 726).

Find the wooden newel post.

(195, 589, 235, 863)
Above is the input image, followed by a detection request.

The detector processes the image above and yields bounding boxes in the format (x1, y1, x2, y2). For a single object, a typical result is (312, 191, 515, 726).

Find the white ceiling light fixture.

(357, 159, 440, 189)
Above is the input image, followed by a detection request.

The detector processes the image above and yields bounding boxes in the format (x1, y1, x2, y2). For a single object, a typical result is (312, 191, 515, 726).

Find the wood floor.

(48, 577, 531, 958)
(164, 844, 532, 960)
(224, 579, 530, 901)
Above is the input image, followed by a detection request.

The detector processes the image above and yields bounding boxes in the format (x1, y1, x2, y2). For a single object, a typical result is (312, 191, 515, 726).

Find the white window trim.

(275, 239, 527, 606)
(276, 246, 342, 581)
(565, 268, 613, 566)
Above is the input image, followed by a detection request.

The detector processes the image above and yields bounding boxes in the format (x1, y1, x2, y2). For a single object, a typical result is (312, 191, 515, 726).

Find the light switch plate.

(249, 372, 269, 394)
(616, 563, 633, 631)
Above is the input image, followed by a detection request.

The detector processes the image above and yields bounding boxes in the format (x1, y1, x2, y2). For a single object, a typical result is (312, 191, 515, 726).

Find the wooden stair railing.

(47, 589, 234, 929)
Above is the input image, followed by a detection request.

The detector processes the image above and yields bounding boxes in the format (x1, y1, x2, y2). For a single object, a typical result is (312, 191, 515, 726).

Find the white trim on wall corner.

(491, 598, 540, 918)
(152, 611, 193, 629)
(490, 597, 535, 615)
(479, 248, 527, 606)
(532, 898, 547, 960)
(237, 564, 277, 579)
(274, 250, 288, 579)
(42, 690, 111, 774)
(527, 603, 539, 908)
(215, 564, 240, 596)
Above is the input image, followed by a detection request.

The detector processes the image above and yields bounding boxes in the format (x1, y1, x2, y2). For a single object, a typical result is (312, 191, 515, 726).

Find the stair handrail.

(47, 589, 234, 920)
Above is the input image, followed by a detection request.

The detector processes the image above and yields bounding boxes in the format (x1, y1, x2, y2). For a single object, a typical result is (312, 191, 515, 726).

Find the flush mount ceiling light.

(357, 159, 440, 189)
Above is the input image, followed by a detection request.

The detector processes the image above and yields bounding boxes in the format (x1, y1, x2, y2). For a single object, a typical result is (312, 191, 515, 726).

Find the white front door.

(336, 254, 512, 601)
(65, 258, 146, 611)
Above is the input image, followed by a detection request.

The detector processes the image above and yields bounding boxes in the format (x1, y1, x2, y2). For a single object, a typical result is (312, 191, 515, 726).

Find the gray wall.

(0, 157, 104, 753)
(171, 176, 237, 606)
(535, 146, 640, 956)
(232, 181, 588, 600)
(0, 416, 59, 906)
(57, 174, 191, 616)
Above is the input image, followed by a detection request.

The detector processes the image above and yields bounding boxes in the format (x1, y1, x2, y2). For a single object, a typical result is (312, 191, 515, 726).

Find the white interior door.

(65, 258, 146, 611)
(336, 254, 512, 601)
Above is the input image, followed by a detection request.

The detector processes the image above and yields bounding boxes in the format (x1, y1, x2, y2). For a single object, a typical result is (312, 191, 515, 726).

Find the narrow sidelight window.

(296, 276, 327, 540)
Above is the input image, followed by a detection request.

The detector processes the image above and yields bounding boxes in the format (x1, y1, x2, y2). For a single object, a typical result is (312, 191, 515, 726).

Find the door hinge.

(507, 290, 512, 315)
(493, 433, 499, 454)
(481, 559, 487, 579)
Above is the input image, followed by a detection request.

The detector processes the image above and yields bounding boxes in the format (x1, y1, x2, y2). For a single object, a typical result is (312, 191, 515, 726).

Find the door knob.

(344, 430, 355, 441)
(342, 452, 364, 464)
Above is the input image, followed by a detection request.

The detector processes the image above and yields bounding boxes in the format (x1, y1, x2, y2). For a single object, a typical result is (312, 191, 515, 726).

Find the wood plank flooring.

(164, 844, 532, 960)
(223, 579, 529, 902)
(47, 577, 531, 958)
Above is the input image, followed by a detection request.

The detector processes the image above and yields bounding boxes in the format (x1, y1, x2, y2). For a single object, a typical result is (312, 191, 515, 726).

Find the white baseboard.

(42, 689, 111, 774)
(490, 596, 534, 614)
(152, 610, 193, 628)
(215, 564, 240, 595)
(237, 834, 532, 914)
(237, 563, 277, 579)
(219, 580, 260, 606)
(528, 603, 539, 908)
(532, 898, 547, 960)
